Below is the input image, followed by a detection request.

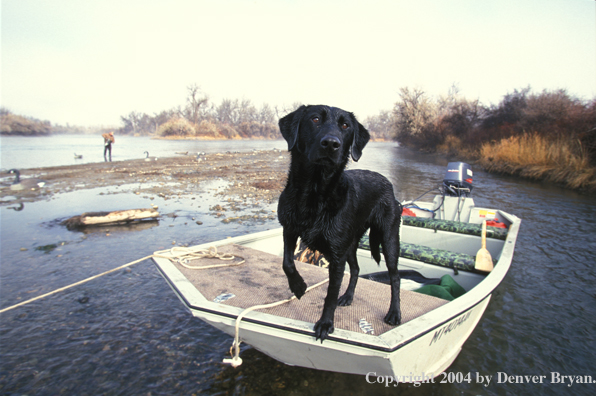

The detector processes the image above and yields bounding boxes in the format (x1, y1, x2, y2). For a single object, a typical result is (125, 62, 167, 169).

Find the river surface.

(0, 134, 286, 170)
(1, 137, 595, 395)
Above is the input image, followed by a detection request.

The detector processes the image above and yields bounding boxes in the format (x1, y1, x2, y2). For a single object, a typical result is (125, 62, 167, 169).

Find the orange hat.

(109, 132, 114, 135)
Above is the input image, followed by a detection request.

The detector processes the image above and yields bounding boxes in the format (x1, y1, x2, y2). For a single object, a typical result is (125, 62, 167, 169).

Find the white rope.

(0, 245, 243, 314)
(1, 243, 326, 371)
(222, 278, 329, 368)
(159, 245, 329, 369)
(155, 245, 245, 269)
(0, 255, 153, 314)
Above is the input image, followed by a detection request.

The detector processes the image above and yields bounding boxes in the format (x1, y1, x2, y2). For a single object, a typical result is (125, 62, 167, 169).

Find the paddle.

(475, 220, 494, 272)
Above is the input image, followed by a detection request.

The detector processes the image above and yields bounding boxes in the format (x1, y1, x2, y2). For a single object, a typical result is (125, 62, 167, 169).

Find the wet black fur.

(277, 105, 402, 342)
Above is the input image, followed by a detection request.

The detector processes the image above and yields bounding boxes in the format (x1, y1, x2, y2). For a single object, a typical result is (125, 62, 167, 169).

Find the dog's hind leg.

(282, 229, 307, 299)
(338, 242, 359, 306)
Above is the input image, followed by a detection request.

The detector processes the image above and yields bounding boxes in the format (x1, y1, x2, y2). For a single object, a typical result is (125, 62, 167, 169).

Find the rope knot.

(164, 246, 245, 269)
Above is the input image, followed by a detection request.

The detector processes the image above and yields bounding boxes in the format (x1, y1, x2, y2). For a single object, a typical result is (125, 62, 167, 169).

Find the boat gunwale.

(152, 208, 520, 353)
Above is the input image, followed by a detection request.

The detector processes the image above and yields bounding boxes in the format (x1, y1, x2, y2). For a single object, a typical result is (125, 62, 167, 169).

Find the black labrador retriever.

(277, 105, 402, 342)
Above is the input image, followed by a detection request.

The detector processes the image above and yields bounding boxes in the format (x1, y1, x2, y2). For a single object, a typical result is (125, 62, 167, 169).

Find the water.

(0, 134, 286, 170)
(1, 139, 596, 395)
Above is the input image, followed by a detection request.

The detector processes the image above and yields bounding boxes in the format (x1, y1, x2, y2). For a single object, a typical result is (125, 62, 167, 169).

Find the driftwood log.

(62, 208, 159, 229)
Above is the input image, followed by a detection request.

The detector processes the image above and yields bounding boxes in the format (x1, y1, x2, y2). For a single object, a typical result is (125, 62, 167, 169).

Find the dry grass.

(436, 135, 478, 158)
(478, 133, 596, 191)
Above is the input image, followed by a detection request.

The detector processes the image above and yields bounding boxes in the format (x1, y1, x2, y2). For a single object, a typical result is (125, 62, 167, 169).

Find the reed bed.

(477, 134, 596, 191)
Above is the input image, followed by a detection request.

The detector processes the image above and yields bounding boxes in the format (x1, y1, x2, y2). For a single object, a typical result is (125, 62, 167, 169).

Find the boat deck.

(171, 244, 448, 336)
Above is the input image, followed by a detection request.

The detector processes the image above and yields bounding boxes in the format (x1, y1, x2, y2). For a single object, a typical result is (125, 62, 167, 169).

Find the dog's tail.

(369, 228, 382, 264)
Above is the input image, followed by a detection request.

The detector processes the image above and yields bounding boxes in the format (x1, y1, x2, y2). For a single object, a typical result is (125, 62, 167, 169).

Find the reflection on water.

(1, 142, 596, 395)
(66, 219, 160, 235)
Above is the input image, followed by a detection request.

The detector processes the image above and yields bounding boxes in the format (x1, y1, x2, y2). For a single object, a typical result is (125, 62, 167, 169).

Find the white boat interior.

(154, 195, 518, 339)
(152, 162, 522, 377)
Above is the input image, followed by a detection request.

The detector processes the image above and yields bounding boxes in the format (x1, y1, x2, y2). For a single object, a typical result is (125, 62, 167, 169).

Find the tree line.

(118, 84, 394, 141)
(365, 86, 596, 165)
(4, 83, 594, 163)
(0, 108, 114, 136)
(0, 108, 52, 136)
(119, 84, 296, 140)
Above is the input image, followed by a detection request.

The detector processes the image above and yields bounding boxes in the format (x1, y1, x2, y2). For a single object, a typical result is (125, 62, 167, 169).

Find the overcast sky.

(1, 0, 595, 127)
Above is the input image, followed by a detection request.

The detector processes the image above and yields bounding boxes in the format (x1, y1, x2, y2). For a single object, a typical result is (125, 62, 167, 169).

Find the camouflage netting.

(403, 217, 508, 240)
(294, 218, 503, 273)
(358, 237, 488, 273)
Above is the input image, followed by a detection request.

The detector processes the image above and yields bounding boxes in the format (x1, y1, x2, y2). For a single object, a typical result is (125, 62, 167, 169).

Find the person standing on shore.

(102, 131, 115, 161)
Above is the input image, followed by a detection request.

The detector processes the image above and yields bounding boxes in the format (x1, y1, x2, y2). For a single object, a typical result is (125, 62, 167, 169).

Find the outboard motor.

(443, 162, 473, 197)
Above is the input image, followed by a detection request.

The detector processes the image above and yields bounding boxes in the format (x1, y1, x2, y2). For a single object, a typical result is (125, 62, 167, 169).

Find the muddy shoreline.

(0, 150, 290, 211)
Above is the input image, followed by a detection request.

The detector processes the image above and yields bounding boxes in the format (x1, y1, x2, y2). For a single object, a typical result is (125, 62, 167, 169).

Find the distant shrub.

(195, 120, 220, 138)
(392, 86, 481, 151)
(579, 124, 596, 166)
(236, 121, 278, 139)
(437, 98, 481, 143)
(257, 123, 279, 139)
(216, 123, 239, 139)
(158, 117, 195, 137)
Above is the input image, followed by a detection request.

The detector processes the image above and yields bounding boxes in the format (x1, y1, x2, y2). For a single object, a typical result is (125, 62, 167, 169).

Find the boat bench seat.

(358, 236, 490, 274)
(403, 217, 508, 240)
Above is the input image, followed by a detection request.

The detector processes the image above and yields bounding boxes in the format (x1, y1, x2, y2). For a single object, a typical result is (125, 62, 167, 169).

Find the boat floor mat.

(172, 244, 448, 336)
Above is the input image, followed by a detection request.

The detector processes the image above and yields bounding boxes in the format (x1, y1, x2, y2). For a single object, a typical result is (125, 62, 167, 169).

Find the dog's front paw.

(288, 273, 307, 299)
(337, 292, 353, 306)
(384, 308, 401, 326)
(314, 318, 335, 342)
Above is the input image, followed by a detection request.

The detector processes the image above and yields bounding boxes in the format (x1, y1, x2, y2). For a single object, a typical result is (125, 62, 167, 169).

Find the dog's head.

(279, 105, 370, 165)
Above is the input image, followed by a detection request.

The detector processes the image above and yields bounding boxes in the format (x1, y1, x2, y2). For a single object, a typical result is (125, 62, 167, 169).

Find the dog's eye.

(341, 123, 349, 130)
(312, 117, 320, 124)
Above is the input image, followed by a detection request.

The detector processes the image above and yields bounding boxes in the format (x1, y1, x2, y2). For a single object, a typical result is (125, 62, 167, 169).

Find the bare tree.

(393, 87, 440, 148)
(237, 99, 257, 124)
(120, 111, 142, 135)
(185, 84, 209, 126)
(258, 103, 276, 124)
(275, 102, 303, 119)
(216, 99, 239, 125)
(364, 110, 394, 140)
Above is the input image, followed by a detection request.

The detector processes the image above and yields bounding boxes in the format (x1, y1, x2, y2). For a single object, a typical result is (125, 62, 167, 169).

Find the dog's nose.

(320, 136, 341, 151)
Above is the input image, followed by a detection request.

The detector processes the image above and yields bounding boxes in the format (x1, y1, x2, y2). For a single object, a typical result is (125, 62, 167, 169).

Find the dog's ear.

(351, 118, 370, 162)
(279, 105, 307, 151)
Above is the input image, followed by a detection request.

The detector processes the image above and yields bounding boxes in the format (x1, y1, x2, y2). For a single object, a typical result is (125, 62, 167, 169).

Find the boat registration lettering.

(429, 311, 472, 346)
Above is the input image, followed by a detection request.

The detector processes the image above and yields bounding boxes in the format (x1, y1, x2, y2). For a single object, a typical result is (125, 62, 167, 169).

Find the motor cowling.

(443, 162, 473, 197)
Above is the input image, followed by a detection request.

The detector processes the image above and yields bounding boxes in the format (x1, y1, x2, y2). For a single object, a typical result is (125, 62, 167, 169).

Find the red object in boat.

(402, 207, 417, 217)
(486, 219, 507, 229)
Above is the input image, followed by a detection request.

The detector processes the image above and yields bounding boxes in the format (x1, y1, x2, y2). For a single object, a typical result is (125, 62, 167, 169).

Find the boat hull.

(187, 294, 490, 378)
